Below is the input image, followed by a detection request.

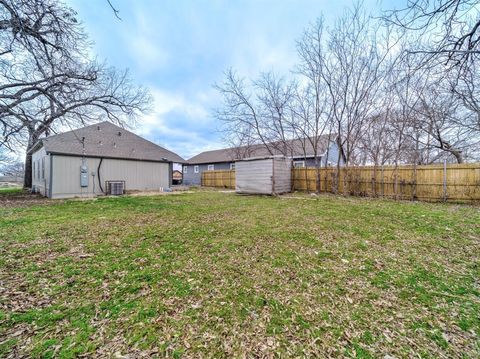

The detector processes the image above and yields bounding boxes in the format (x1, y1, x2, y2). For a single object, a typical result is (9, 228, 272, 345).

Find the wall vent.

(106, 181, 125, 195)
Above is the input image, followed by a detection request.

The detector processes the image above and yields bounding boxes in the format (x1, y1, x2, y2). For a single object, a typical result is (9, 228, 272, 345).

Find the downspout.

(97, 158, 104, 194)
(48, 154, 53, 199)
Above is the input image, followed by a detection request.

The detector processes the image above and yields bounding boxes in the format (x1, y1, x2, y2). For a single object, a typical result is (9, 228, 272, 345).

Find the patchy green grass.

(0, 191, 479, 358)
(0, 187, 22, 194)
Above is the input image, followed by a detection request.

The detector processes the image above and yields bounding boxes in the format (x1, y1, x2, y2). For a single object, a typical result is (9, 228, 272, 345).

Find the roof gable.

(36, 121, 184, 163)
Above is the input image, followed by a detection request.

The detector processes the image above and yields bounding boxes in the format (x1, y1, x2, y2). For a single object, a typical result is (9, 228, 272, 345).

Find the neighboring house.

(29, 121, 184, 198)
(183, 136, 344, 185)
(172, 170, 183, 185)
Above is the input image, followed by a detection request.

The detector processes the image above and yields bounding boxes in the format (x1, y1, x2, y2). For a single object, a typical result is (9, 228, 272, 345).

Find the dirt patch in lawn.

(0, 189, 58, 208)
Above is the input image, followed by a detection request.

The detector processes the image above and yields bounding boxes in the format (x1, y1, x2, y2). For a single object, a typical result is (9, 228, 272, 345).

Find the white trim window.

(183, 165, 188, 174)
(41, 157, 45, 180)
(194, 165, 199, 173)
(33, 162, 36, 180)
(207, 164, 214, 171)
(37, 160, 41, 179)
(294, 160, 305, 168)
(230, 163, 235, 170)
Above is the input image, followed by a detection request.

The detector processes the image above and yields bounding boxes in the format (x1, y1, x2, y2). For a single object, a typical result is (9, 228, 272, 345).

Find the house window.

(207, 164, 214, 171)
(183, 166, 187, 174)
(37, 160, 40, 179)
(230, 163, 235, 170)
(33, 162, 36, 180)
(194, 165, 199, 173)
(294, 161, 305, 168)
(41, 157, 45, 179)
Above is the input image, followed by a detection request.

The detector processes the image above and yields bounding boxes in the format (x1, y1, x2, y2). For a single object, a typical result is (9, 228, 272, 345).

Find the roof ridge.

(187, 135, 335, 162)
(117, 125, 183, 159)
(33, 121, 185, 163)
(44, 121, 113, 140)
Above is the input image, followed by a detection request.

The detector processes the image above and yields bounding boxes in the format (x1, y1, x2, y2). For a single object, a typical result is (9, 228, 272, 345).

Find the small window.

(33, 162, 36, 180)
(183, 166, 187, 174)
(207, 164, 214, 171)
(294, 161, 305, 168)
(194, 165, 199, 173)
(230, 163, 235, 170)
(41, 157, 45, 180)
(37, 160, 41, 179)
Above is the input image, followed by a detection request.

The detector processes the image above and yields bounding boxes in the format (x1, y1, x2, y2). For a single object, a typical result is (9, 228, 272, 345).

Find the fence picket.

(201, 170, 236, 189)
(292, 163, 480, 202)
(201, 164, 480, 201)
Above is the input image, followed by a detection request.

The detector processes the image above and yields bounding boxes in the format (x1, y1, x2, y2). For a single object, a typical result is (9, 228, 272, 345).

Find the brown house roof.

(172, 170, 183, 180)
(187, 135, 335, 164)
(32, 121, 184, 163)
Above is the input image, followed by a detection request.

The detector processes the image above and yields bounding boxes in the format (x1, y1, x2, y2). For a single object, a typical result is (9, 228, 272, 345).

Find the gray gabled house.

(29, 121, 184, 198)
(183, 136, 344, 185)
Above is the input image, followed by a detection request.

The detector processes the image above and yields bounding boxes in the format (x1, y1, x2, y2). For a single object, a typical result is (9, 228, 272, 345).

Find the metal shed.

(235, 156, 292, 195)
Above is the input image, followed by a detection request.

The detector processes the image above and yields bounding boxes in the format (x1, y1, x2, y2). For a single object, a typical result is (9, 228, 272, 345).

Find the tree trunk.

(315, 156, 321, 193)
(23, 151, 32, 189)
(394, 160, 399, 200)
(23, 130, 38, 189)
(450, 149, 464, 164)
(334, 140, 342, 194)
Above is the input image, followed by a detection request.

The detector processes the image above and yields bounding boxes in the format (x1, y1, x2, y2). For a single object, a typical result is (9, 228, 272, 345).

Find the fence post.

(443, 159, 447, 201)
(413, 162, 417, 201)
(381, 165, 384, 198)
(372, 166, 375, 197)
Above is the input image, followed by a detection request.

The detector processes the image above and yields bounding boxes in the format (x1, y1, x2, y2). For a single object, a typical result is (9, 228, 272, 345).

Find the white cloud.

(129, 37, 170, 72)
(135, 88, 222, 159)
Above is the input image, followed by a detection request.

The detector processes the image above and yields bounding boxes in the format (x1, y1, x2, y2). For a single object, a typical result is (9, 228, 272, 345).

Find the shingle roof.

(172, 170, 183, 180)
(187, 135, 335, 164)
(34, 121, 184, 163)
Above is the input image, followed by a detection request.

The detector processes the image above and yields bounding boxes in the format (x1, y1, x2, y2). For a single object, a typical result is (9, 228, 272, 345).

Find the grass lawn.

(0, 187, 22, 194)
(0, 191, 479, 358)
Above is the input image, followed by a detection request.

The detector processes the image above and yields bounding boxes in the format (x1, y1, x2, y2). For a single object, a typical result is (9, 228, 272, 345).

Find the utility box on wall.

(235, 156, 292, 195)
(80, 164, 89, 187)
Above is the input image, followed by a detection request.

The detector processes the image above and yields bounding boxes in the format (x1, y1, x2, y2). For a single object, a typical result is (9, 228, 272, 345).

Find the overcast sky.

(67, 0, 393, 160)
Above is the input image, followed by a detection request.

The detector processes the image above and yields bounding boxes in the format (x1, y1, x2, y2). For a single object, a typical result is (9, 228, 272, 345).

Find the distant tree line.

(215, 1, 480, 177)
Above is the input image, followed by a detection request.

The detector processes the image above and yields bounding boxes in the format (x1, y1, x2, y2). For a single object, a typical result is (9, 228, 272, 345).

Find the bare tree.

(294, 17, 335, 192)
(254, 71, 296, 155)
(357, 112, 398, 166)
(311, 5, 397, 193)
(451, 67, 480, 133)
(0, 0, 151, 188)
(215, 69, 295, 156)
(0, 159, 23, 177)
(415, 83, 479, 163)
(0, 147, 7, 161)
(385, 0, 480, 70)
(215, 1, 480, 199)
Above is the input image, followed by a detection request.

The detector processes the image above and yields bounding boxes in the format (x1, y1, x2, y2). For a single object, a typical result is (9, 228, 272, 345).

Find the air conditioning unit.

(106, 181, 125, 195)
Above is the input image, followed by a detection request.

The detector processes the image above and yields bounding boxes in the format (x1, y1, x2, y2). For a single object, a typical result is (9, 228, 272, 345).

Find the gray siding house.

(29, 121, 184, 198)
(183, 136, 344, 186)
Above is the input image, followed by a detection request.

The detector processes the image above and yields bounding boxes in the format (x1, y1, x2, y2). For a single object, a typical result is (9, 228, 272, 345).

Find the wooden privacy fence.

(292, 163, 480, 202)
(201, 170, 235, 189)
(202, 163, 480, 201)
